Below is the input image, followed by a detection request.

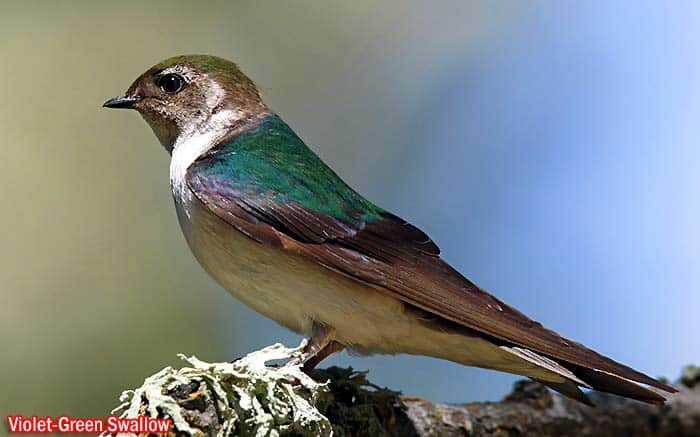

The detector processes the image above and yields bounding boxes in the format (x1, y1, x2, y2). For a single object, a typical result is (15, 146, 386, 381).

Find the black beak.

(103, 94, 141, 109)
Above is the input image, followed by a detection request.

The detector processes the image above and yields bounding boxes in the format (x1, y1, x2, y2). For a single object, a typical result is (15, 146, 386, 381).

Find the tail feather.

(569, 365, 668, 405)
(499, 345, 673, 405)
(499, 345, 588, 386)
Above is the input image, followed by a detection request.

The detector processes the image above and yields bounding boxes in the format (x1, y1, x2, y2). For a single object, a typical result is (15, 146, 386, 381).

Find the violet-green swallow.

(104, 55, 675, 405)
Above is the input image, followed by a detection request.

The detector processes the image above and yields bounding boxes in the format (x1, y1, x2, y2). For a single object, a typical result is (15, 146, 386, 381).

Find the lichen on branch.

(102, 342, 332, 437)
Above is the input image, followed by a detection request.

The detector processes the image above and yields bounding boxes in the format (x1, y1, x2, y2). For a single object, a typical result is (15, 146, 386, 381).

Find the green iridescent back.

(188, 114, 384, 224)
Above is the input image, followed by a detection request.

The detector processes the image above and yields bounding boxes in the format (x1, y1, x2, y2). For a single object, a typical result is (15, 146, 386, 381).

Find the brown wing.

(187, 171, 675, 399)
(286, 223, 674, 394)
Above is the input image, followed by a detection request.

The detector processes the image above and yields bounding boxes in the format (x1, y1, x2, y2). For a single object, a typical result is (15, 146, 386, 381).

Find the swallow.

(104, 55, 676, 405)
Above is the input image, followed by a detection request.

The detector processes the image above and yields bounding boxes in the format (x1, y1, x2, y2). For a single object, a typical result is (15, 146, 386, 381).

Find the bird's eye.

(157, 74, 185, 94)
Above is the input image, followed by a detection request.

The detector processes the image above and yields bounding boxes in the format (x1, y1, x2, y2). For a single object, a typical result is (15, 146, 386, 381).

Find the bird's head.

(104, 55, 266, 152)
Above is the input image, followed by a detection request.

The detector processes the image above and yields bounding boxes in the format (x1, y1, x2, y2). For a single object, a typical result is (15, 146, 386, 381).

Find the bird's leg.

(301, 322, 345, 371)
(302, 340, 344, 372)
(283, 321, 344, 369)
(305, 322, 335, 355)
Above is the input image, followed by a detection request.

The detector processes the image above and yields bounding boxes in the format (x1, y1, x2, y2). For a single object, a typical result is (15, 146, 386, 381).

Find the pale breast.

(173, 189, 417, 348)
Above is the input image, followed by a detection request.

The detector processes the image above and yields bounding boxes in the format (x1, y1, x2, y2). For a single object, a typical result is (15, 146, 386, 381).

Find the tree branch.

(102, 343, 699, 436)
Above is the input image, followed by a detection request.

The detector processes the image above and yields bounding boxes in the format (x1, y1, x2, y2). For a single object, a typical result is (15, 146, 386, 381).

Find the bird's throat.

(169, 109, 273, 211)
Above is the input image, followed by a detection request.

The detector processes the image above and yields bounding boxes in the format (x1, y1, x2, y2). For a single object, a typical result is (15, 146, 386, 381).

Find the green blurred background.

(2, 0, 698, 425)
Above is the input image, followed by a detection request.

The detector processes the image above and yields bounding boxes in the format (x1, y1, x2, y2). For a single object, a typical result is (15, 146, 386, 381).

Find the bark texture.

(313, 366, 699, 437)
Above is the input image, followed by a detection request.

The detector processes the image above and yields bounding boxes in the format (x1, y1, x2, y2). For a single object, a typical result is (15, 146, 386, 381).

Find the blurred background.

(1, 0, 698, 421)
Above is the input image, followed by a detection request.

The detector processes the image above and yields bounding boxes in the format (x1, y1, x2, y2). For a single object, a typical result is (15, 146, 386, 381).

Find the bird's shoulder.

(189, 114, 380, 222)
(186, 113, 438, 254)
